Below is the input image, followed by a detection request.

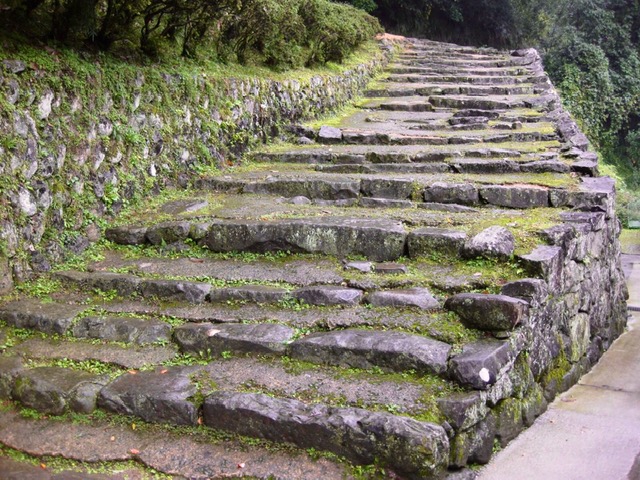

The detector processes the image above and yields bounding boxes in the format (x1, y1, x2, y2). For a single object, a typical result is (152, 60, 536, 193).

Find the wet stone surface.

(0, 300, 85, 335)
(72, 316, 171, 344)
(289, 328, 451, 375)
(173, 322, 295, 356)
(98, 367, 199, 425)
(13, 367, 107, 415)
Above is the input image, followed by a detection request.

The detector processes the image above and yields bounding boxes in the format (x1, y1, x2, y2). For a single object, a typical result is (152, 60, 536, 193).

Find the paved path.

(478, 254, 640, 480)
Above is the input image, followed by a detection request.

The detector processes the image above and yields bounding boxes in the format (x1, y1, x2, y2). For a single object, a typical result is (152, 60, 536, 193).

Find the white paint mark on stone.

(479, 368, 491, 383)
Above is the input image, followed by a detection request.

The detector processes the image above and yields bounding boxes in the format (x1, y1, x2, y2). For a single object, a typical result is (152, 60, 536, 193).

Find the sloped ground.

(0, 39, 628, 479)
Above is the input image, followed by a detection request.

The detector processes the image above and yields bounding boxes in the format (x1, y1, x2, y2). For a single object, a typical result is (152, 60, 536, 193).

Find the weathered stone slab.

(449, 340, 515, 390)
(429, 96, 517, 110)
(0, 356, 25, 399)
(159, 198, 208, 215)
(145, 221, 191, 245)
(13, 338, 176, 369)
(451, 159, 521, 174)
(449, 414, 497, 467)
(501, 279, 549, 306)
(14, 367, 106, 415)
(344, 261, 374, 273)
(203, 392, 450, 478)
(359, 197, 413, 208)
(72, 316, 171, 344)
(559, 211, 606, 232)
(419, 202, 479, 213)
(201, 217, 407, 262)
(105, 225, 148, 245)
(139, 279, 211, 303)
(437, 391, 489, 431)
(209, 285, 288, 304)
(407, 227, 467, 257)
(519, 245, 563, 290)
(289, 329, 451, 374)
(243, 179, 360, 200)
(366, 288, 439, 310)
(0, 257, 13, 294)
(360, 178, 414, 199)
(0, 300, 84, 335)
(374, 262, 408, 275)
(98, 367, 199, 425)
(463, 226, 515, 258)
(55, 271, 141, 297)
(445, 293, 529, 331)
(480, 185, 549, 209)
(378, 100, 434, 112)
(521, 160, 570, 174)
(317, 125, 342, 143)
(173, 323, 294, 356)
(293, 286, 363, 306)
(423, 182, 479, 205)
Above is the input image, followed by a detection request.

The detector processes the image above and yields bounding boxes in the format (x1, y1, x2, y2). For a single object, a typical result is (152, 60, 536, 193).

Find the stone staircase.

(0, 39, 627, 479)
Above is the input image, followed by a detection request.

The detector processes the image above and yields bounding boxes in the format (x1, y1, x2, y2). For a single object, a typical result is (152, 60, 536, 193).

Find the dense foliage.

(0, 0, 381, 70)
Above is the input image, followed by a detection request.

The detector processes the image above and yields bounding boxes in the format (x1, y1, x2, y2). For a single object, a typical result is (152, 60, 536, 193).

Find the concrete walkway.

(478, 254, 640, 480)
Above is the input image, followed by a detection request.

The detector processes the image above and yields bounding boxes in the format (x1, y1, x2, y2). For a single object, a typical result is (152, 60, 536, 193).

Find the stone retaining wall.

(0, 43, 391, 291)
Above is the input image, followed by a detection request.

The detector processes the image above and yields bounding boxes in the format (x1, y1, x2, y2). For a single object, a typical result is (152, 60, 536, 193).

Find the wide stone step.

(251, 143, 560, 164)
(0, 408, 349, 479)
(388, 65, 529, 76)
(89, 252, 345, 287)
(404, 56, 535, 68)
(203, 392, 450, 478)
(365, 84, 535, 97)
(429, 95, 525, 110)
(193, 173, 573, 209)
(385, 74, 532, 85)
(57, 269, 438, 308)
(317, 128, 557, 146)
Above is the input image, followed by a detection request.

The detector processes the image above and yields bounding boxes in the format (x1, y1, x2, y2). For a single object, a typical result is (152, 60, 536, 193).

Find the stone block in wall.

(445, 294, 529, 331)
(519, 245, 563, 292)
(407, 228, 467, 257)
(423, 182, 479, 205)
(0, 257, 13, 294)
(568, 313, 591, 362)
(449, 340, 516, 390)
(479, 185, 549, 209)
(559, 211, 606, 232)
(462, 226, 515, 259)
(449, 414, 496, 468)
(437, 392, 488, 431)
(500, 279, 548, 307)
(494, 398, 524, 447)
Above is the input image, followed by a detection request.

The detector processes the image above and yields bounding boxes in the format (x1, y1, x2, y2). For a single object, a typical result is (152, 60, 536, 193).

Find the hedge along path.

(0, 38, 628, 479)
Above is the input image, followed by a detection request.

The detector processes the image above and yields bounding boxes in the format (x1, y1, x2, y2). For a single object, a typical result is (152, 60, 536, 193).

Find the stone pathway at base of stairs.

(478, 253, 640, 480)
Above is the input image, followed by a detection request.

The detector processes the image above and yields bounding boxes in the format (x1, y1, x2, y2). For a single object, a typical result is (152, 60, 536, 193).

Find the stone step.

(0, 408, 349, 479)
(315, 158, 569, 175)
(0, 358, 453, 477)
(403, 56, 535, 68)
(317, 128, 557, 146)
(365, 84, 536, 97)
(388, 65, 529, 76)
(180, 173, 576, 210)
(399, 49, 505, 59)
(385, 74, 532, 85)
(251, 143, 561, 164)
